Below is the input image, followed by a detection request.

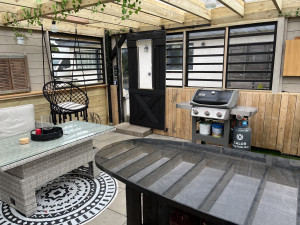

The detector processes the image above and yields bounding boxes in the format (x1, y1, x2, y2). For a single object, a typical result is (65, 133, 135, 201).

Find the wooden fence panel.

(276, 94, 289, 151)
(251, 93, 260, 146)
(164, 88, 170, 135)
(262, 94, 274, 149)
(290, 94, 300, 155)
(175, 89, 182, 138)
(255, 93, 267, 148)
(171, 89, 178, 136)
(269, 94, 281, 150)
(153, 88, 300, 156)
(239, 92, 247, 106)
(188, 90, 194, 140)
(283, 95, 297, 154)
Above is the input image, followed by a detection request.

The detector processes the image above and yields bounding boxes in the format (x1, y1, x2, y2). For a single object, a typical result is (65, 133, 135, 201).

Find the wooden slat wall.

(0, 27, 51, 92)
(0, 86, 109, 125)
(154, 88, 300, 156)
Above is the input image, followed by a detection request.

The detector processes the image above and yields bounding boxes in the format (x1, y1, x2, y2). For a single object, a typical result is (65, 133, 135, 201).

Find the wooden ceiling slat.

(44, 14, 90, 25)
(0, 2, 144, 29)
(217, 0, 244, 16)
(272, 0, 283, 12)
(88, 22, 126, 32)
(2, 0, 116, 24)
(115, 0, 185, 24)
(86, 4, 161, 26)
(159, 0, 211, 20)
(0, 2, 20, 13)
(0, 0, 37, 8)
(70, 9, 142, 28)
(0, 0, 161, 27)
(18, 19, 105, 37)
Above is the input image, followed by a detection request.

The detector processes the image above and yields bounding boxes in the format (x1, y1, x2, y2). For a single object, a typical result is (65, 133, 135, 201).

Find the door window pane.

(137, 39, 153, 89)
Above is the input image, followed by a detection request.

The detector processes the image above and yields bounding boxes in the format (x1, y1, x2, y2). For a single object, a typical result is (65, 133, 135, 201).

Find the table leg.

(143, 193, 157, 225)
(143, 193, 170, 225)
(126, 186, 142, 225)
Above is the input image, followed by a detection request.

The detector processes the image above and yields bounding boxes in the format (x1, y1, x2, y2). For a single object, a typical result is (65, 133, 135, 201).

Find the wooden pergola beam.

(44, 14, 90, 25)
(70, 9, 142, 29)
(272, 0, 282, 13)
(159, 0, 211, 21)
(86, 4, 162, 27)
(116, 0, 185, 24)
(87, 22, 127, 32)
(0, 0, 37, 8)
(2, 0, 115, 24)
(17, 18, 105, 36)
(0, 1, 146, 29)
(217, 0, 245, 16)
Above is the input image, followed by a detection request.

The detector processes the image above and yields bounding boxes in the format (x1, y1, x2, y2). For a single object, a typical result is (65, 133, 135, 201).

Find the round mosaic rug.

(0, 170, 117, 225)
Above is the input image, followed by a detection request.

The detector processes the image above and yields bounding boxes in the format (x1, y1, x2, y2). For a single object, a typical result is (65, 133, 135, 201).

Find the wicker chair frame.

(43, 80, 89, 124)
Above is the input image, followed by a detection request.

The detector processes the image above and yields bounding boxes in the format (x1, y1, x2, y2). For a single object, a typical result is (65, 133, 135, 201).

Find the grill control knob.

(193, 109, 199, 115)
(217, 112, 223, 118)
(204, 111, 210, 116)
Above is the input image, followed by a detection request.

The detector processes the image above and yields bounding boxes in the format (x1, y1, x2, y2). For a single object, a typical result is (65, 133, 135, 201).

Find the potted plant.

(15, 31, 26, 45)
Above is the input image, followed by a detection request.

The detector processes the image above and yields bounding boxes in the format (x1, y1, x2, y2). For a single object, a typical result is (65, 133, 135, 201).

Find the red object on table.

(35, 129, 42, 135)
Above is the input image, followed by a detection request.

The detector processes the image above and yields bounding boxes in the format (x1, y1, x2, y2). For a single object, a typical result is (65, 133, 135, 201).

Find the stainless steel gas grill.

(177, 89, 257, 147)
(190, 89, 239, 120)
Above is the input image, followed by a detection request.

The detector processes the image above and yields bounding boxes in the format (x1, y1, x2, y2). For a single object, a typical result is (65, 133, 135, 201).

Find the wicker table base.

(0, 140, 99, 216)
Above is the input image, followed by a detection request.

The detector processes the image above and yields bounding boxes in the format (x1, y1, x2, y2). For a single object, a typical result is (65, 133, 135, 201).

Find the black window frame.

(186, 28, 226, 88)
(49, 32, 105, 87)
(225, 22, 277, 90)
(166, 32, 184, 88)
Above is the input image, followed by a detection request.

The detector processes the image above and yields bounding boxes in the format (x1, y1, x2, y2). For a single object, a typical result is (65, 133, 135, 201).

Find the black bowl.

(31, 127, 63, 141)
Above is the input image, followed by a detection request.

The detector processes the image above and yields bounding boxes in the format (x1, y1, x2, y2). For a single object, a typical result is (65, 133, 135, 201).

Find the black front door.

(127, 31, 166, 130)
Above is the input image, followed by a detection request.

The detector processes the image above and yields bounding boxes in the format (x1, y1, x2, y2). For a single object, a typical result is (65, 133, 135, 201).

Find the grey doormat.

(0, 170, 118, 225)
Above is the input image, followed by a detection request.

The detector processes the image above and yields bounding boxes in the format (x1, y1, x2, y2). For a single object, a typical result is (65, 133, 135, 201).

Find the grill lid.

(191, 89, 239, 109)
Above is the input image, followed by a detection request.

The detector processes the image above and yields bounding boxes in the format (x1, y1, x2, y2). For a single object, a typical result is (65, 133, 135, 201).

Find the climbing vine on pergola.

(4, 0, 142, 36)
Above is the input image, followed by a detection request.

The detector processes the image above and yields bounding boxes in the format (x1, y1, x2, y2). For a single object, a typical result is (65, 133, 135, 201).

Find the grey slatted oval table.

(95, 139, 300, 225)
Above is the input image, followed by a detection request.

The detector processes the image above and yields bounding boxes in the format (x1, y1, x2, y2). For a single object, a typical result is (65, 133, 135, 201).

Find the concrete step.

(115, 122, 152, 137)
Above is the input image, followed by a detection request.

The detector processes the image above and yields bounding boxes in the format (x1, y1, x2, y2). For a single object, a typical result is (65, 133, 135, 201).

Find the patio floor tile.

(86, 208, 126, 225)
(117, 180, 126, 190)
(108, 188, 127, 216)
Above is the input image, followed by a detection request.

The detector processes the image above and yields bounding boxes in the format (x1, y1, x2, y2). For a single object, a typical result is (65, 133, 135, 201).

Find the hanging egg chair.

(43, 80, 89, 124)
(42, 24, 89, 124)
